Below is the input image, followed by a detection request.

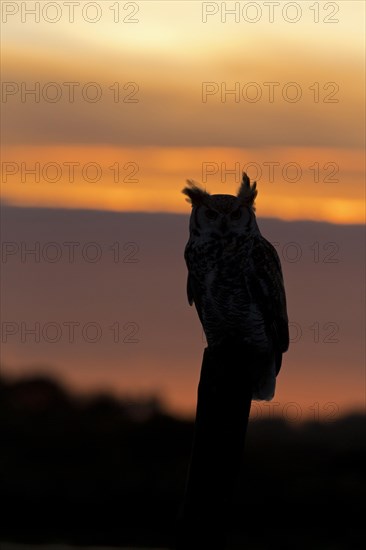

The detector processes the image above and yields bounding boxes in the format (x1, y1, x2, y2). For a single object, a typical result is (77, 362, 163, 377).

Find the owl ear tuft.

(237, 172, 258, 210)
(182, 180, 210, 207)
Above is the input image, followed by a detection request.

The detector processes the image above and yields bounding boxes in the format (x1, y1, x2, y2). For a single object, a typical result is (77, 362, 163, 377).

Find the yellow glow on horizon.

(2, 145, 364, 224)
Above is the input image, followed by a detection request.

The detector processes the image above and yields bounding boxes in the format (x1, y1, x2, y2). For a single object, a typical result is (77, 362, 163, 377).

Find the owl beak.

(220, 218, 228, 233)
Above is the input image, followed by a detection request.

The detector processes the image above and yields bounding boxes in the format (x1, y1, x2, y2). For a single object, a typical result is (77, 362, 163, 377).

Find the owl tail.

(251, 360, 276, 401)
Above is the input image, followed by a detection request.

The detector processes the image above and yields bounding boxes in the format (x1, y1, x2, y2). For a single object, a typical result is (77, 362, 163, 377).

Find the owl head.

(182, 172, 259, 237)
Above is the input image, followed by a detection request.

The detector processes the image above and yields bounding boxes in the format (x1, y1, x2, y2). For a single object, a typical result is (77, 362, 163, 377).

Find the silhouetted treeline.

(1, 374, 365, 549)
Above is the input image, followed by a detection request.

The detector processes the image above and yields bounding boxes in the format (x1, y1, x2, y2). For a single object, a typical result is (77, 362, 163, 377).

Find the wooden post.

(174, 342, 253, 549)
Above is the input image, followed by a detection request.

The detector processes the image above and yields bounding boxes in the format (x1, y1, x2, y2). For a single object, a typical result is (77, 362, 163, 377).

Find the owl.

(182, 172, 289, 400)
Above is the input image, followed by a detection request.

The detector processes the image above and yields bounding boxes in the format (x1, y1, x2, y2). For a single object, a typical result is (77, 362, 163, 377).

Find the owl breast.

(186, 233, 271, 351)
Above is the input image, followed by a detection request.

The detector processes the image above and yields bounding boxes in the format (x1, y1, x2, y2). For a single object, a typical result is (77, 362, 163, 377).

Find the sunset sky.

(1, 1, 365, 420)
(1, 0, 365, 222)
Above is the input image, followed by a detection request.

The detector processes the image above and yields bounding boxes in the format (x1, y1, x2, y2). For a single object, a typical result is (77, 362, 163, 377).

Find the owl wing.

(186, 273, 194, 306)
(249, 236, 289, 374)
(184, 242, 205, 325)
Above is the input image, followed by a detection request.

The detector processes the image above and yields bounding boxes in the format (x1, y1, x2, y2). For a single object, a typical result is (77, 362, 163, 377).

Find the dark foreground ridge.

(1, 374, 365, 549)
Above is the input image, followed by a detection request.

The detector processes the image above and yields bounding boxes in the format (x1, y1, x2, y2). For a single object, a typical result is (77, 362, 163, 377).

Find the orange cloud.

(1, 145, 364, 223)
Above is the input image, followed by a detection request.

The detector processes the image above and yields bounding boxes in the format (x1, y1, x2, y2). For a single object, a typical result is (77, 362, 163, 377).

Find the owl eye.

(205, 209, 218, 220)
(230, 209, 242, 220)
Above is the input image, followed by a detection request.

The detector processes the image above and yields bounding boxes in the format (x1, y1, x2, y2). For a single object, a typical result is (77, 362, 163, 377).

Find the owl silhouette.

(182, 172, 289, 400)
